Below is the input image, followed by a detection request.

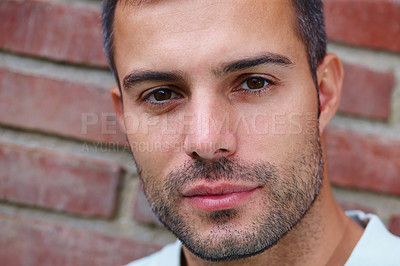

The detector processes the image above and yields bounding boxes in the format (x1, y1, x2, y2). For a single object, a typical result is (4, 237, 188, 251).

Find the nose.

(183, 97, 237, 161)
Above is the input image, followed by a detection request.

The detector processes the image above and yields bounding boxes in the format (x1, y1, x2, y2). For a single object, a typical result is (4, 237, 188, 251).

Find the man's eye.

(238, 77, 274, 90)
(144, 88, 181, 102)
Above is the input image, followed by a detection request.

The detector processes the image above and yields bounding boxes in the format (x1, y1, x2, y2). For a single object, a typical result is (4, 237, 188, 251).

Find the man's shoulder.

(125, 240, 181, 266)
(345, 210, 400, 266)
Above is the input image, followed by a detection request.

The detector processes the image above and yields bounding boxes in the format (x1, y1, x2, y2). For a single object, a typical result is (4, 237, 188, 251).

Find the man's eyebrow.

(122, 71, 184, 91)
(215, 53, 294, 76)
(122, 54, 293, 90)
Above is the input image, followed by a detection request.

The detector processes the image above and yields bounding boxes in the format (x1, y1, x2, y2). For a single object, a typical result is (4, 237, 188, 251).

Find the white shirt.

(345, 210, 400, 266)
(126, 211, 400, 266)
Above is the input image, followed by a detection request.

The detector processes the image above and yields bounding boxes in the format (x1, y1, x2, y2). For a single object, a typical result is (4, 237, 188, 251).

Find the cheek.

(235, 110, 318, 163)
(124, 115, 185, 177)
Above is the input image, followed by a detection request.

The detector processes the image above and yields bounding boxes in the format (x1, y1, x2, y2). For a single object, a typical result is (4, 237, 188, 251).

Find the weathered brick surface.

(0, 0, 399, 261)
(0, 68, 126, 145)
(325, 0, 400, 53)
(0, 213, 161, 266)
(0, 141, 123, 218)
(132, 183, 161, 226)
(339, 62, 395, 120)
(0, 0, 106, 67)
(389, 214, 400, 237)
(325, 126, 400, 196)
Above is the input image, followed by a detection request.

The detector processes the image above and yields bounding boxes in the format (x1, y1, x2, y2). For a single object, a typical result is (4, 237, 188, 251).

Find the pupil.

(247, 78, 265, 89)
(154, 89, 171, 101)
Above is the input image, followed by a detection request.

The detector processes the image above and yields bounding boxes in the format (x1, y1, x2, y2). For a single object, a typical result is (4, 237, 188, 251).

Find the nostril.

(190, 151, 200, 159)
(184, 134, 237, 161)
(215, 148, 229, 155)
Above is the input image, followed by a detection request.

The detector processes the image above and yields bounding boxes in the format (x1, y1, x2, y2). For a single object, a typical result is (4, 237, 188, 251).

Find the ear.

(111, 86, 126, 132)
(317, 53, 343, 134)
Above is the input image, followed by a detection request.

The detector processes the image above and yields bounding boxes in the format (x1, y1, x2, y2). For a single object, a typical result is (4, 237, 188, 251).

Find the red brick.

(0, 141, 123, 218)
(0, 0, 106, 67)
(325, 0, 400, 53)
(0, 213, 161, 266)
(339, 62, 394, 120)
(389, 214, 400, 237)
(325, 126, 400, 195)
(132, 183, 162, 226)
(338, 202, 375, 214)
(0, 68, 126, 145)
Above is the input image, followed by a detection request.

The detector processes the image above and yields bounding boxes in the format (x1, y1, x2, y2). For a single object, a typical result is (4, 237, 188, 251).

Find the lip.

(182, 183, 260, 211)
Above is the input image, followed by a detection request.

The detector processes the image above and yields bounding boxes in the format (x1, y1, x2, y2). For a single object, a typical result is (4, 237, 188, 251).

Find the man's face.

(113, 0, 323, 261)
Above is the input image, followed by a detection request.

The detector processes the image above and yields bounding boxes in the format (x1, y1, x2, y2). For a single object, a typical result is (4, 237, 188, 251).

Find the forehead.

(113, 0, 303, 77)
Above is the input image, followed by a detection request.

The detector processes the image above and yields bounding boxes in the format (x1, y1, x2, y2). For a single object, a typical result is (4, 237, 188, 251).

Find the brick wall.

(0, 0, 399, 265)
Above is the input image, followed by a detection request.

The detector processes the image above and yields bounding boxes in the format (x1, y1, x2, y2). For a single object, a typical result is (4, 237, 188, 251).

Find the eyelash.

(234, 75, 277, 96)
(141, 86, 182, 106)
(140, 75, 277, 108)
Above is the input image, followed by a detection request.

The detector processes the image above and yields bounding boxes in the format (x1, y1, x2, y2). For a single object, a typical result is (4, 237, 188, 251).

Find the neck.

(181, 161, 363, 266)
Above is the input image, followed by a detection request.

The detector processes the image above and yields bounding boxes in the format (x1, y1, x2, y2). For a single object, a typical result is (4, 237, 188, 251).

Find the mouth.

(181, 183, 261, 212)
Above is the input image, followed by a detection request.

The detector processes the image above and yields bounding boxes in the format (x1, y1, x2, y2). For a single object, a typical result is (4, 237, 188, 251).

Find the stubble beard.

(137, 133, 323, 262)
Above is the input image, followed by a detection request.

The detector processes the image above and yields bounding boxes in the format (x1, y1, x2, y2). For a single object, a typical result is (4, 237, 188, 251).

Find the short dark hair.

(291, 0, 326, 92)
(101, 0, 120, 88)
(102, 0, 326, 92)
